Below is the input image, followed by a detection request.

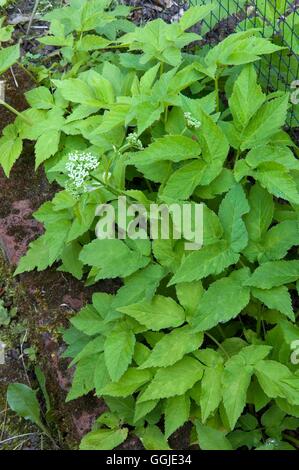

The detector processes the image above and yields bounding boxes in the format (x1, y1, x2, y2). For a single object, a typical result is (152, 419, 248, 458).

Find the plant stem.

(283, 433, 299, 448)
(205, 332, 230, 359)
(0, 99, 32, 124)
(256, 307, 262, 338)
(215, 73, 220, 113)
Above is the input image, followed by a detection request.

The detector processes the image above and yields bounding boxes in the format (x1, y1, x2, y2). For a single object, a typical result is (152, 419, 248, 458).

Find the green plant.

(7, 367, 57, 447)
(1, 0, 299, 451)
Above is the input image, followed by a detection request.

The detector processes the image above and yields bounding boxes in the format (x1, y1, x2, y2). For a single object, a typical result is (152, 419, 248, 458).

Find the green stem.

(205, 332, 230, 359)
(215, 74, 220, 113)
(164, 105, 168, 126)
(160, 61, 164, 77)
(283, 433, 299, 448)
(256, 307, 262, 338)
(0, 99, 32, 124)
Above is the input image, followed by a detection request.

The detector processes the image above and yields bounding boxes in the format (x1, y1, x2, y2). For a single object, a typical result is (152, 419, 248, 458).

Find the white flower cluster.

(184, 112, 201, 130)
(65, 151, 99, 196)
(126, 132, 143, 150)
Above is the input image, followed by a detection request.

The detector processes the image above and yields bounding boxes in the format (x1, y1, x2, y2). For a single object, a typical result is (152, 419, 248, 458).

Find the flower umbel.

(126, 132, 143, 150)
(184, 112, 201, 129)
(65, 151, 99, 196)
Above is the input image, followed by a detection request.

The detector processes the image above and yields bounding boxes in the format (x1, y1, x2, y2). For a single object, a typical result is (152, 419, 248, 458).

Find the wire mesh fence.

(185, 0, 299, 129)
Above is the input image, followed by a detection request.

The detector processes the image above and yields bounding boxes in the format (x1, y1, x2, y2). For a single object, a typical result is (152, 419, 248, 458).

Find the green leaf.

(79, 239, 150, 279)
(229, 64, 265, 129)
(245, 260, 299, 289)
(199, 112, 229, 184)
(59, 242, 84, 280)
(71, 305, 104, 336)
(70, 336, 105, 366)
(104, 326, 135, 382)
(200, 364, 223, 423)
(176, 281, 204, 315)
(179, 4, 215, 31)
(139, 326, 203, 369)
(222, 357, 253, 429)
(196, 421, 233, 450)
(117, 295, 185, 331)
(53, 76, 112, 107)
(0, 43, 19, 75)
(169, 241, 239, 285)
(138, 356, 203, 402)
(101, 368, 152, 397)
(254, 360, 299, 405)
(192, 275, 250, 332)
(164, 395, 190, 438)
(240, 94, 289, 150)
(66, 355, 97, 401)
(244, 183, 274, 242)
(161, 160, 207, 201)
(79, 428, 128, 450)
(0, 124, 23, 177)
(7, 383, 42, 428)
(25, 87, 54, 109)
(138, 425, 170, 450)
(260, 220, 299, 262)
(129, 135, 201, 167)
(255, 162, 299, 205)
(15, 223, 70, 275)
(218, 184, 249, 252)
(35, 130, 60, 168)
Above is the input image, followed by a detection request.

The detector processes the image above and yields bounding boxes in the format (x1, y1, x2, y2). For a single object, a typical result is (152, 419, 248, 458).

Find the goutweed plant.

(1, 0, 299, 450)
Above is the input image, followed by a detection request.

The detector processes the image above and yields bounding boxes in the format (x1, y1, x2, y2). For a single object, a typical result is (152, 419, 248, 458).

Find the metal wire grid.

(186, 0, 299, 128)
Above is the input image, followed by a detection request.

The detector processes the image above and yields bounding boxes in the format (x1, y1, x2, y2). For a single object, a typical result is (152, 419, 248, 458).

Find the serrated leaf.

(255, 162, 299, 204)
(117, 295, 185, 331)
(101, 368, 152, 397)
(200, 364, 223, 423)
(161, 160, 206, 201)
(240, 94, 289, 150)
(245, 260, 299, 289)
(138, 356, 203, 402)
(104, 326, 135, 382)
(0, 124, 23, 176)
(79, 239, 150, 279)
(229, 64, 265, 129)
(129, 135, 201, 167)
(138, 425, 170, 450)
(169, 241, 239, 285)
(254, 360, 299, 405)
(0, 43, 19, 74)
(79, 428, 128, 450)
(244, 183, 274, 242)
(260, 220, 299, 261)
(199, 112, 229, 184)
(252, 286, 294, 321)
(222, 357, 253, 429)
(164, 395, 190, 438)
(25, 86, 54, 109)
(140, 326, 203, 369)
(66, 355, 97, 401)
(196, 421, 233, 450)
(192, 275, 250, 332)
(218, 184, 249, 252)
